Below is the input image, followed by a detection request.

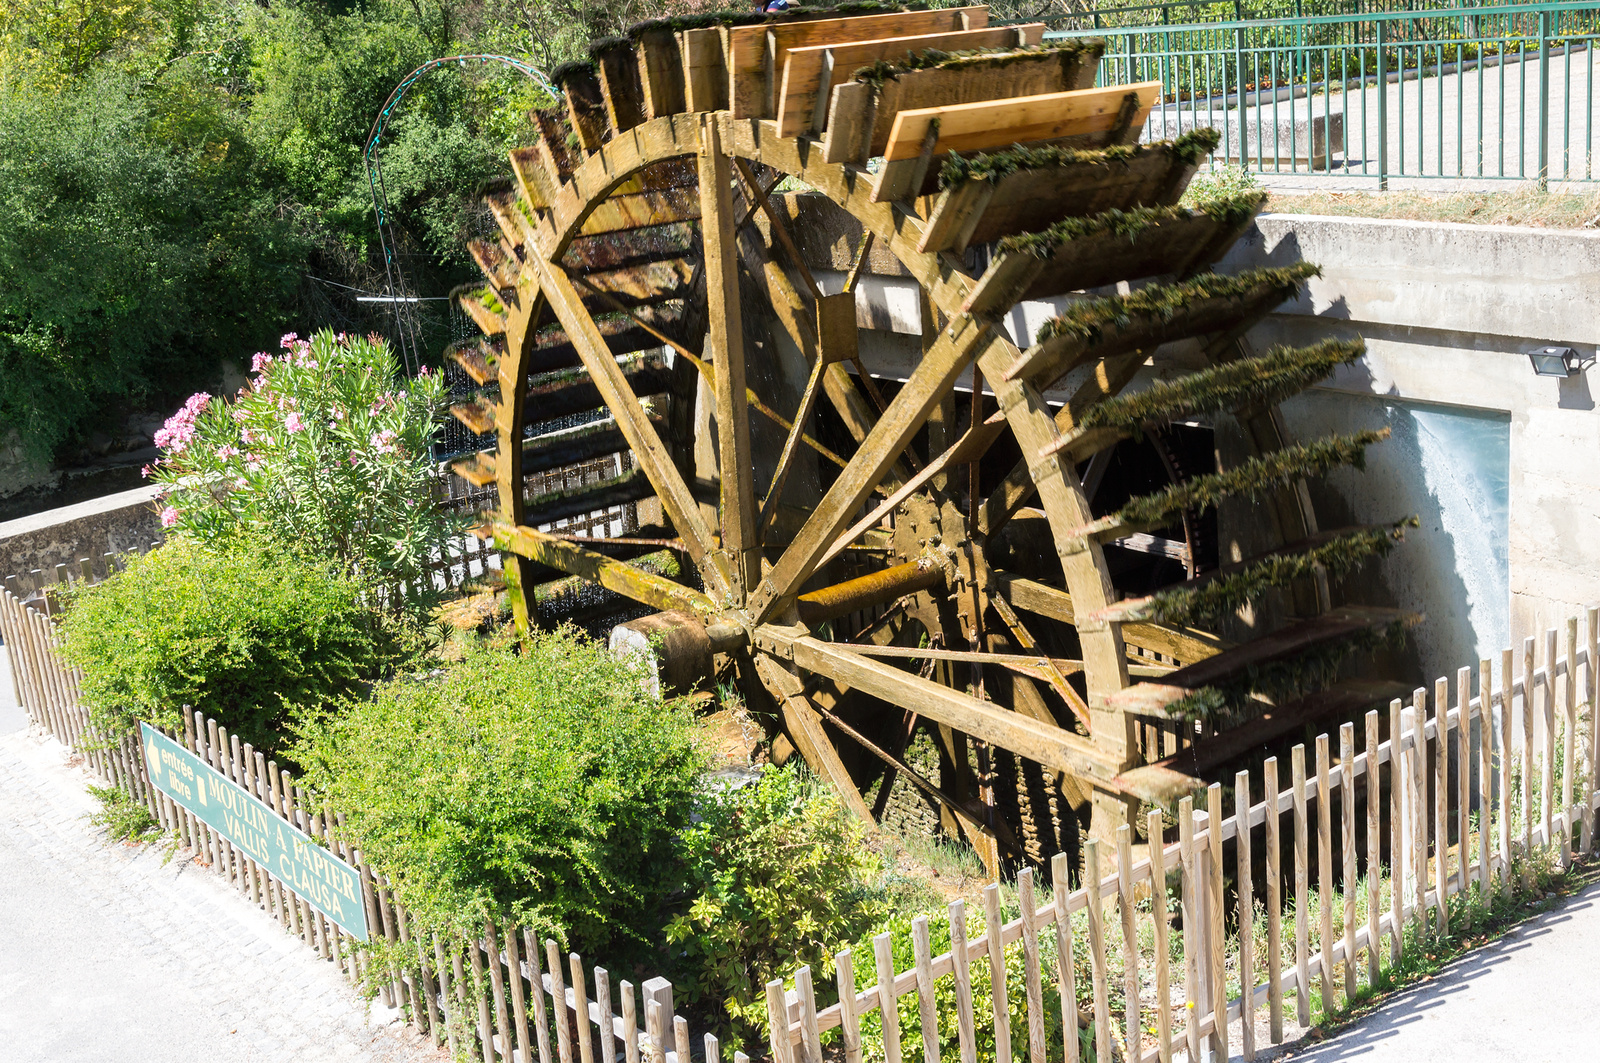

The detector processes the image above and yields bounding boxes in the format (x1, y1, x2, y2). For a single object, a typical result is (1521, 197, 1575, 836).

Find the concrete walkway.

(1271, 875, 1600, 1062)
(0, 717, 445, 1063)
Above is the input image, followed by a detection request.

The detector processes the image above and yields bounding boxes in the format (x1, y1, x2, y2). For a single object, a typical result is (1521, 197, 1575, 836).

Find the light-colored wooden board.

(824, 44, 1102, 163)
(726, 6, 989, 119)
(882, 81, 1161, 161)
(681, 28, 727, 112)
(775, 24, 1041, 137)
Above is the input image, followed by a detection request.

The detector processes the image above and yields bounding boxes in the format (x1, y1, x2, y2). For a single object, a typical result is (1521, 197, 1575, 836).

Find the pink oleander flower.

(279, 332, 299, 350)
(252, 352, 274, 373)
(370, 428, 399, 455)
(140, 464, 154, 479)
(153, 392, 211, 453)
(285, 412, 306, 433)
(159, 506, 180, 528)
(349, 451, 360, 466)
(216, 445, 240, 460)
(240, 427, 254, 444)
(418, 365, 431, 377)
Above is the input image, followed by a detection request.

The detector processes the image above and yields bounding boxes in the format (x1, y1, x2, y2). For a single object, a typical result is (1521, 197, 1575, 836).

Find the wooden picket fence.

(766, 610, 1600, 1063)
(4, 549, 1598, 1063)
(0, 570, 729, 1063)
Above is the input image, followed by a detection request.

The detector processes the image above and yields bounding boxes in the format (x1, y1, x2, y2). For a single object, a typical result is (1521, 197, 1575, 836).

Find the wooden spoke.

(750, 318, 1008, 622)
(758, 350, 829, 547)
(527, 253, 732, 600)
(700, 118, 759, 598)
(733, 156, 822, 300)
(991, 594, 1093, 731)
(492, 522, 714, 616)
(768, 631, 1125, 786)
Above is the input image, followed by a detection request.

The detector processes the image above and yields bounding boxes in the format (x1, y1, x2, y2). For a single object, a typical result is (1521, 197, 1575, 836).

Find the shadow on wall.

(1280, 387, 1511, 691)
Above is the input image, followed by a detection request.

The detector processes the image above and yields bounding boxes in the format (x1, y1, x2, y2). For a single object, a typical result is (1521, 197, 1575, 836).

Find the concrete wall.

(1218, 215, 1600, 680)
(0, 485, 165, 580)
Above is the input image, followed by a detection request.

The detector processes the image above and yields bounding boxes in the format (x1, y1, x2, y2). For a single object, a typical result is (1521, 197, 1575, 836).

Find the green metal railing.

(1046, 1, 1599, 187)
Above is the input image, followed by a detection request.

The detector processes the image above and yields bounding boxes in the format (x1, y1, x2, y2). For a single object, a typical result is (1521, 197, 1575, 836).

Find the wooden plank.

(775, 25, 1041, 138)
(526, 254, 725, 595)
(780, 634, 1123, 784)
(1205, 784, 1227, 1060)
(636, 29, 685, 119)
(1457, 665, 1472, 887)
(836, 950, 862, 1063)
(700, 117, 758, 598)
(1340, 723, 1358, 1001)
(873, 933, 901, 1063)
(1144, 809, 1173, 1062)
(1048, 854, 1080, 1063)
(1542, 630, 1557, 861)
(752, 654, 875, 824)
(1587, 607, 1599, 856)
(562, 68, 609, 152)
(580, 187, 701, 236)
(1388, 698, 1405, 956)
(493, 522, 712, 616)
(1235, 772, 1257, 1061)
(596, 43, 647, 134)
(1364, 711, 1383, 986)
(1315, 736, 1335, 1012)
(1264, 756, 1283, 1044)
(921, 138, 1206, 253)
(882, 79, 1157, 161)
(1018, 872, 1047, 1063)
(1433, 678, 1449, 934)
(878, 79, 1159, 165)
(912, 918, 940, 1063)
(1564, 620, 1578, 864)
(725, 7, 989, 119)
(1102, 608, 1414, 718)
(830, 44, 1103, 166)
(1115, 827, 1140, 1062)
(1178, 798, 1201, 1063)
(1291, 744, 1310, 1027)
(681, 28, 727, 112)
(1520, 639, 1534, 887)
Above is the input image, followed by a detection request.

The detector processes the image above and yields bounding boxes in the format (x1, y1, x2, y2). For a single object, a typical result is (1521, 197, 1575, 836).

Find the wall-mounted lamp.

(1527, 345, 1595, 378)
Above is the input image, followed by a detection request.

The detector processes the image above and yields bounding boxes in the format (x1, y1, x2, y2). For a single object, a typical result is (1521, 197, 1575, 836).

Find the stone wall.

(0, 485, 165, 580)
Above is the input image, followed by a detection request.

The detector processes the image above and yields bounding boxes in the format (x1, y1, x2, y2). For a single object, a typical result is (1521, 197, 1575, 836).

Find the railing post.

(1235, 27, 1249, 169)
(1536, 8, 1551, 191)
(1375, 19, 1388, 190)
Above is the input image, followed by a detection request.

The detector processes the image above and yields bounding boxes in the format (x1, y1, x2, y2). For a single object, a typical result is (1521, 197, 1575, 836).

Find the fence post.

(1375, 19, 1389, 190)
(1536, 8, 1551, 191)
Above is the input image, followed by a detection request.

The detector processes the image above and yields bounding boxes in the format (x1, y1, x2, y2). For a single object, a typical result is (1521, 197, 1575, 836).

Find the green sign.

(140, 722, 369, 940)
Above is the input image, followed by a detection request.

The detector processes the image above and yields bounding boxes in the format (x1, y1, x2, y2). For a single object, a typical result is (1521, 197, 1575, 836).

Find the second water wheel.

(448, 4, 1416, 873)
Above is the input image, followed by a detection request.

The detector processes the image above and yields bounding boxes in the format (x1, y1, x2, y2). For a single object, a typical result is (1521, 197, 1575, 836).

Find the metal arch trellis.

(363, 54, 557, 375)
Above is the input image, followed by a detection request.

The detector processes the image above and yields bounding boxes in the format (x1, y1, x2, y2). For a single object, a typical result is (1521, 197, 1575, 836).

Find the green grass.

(1265, 186, 1600, 228)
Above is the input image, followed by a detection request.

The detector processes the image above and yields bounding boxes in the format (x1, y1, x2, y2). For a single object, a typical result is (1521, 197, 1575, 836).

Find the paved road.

(0, 724, 446, 1063)
(1267, 875, 1600, 1062)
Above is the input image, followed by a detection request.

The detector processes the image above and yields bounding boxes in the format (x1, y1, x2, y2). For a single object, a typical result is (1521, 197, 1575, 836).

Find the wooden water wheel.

(447, 5, 1415, 873)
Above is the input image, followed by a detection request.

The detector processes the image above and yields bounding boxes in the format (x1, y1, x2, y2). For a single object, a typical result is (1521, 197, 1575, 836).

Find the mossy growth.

(1170, 617, 1418, 725)
(852, 39, 1104, 88)
(998, 188, 1267, 259)
(1076, 332, 1359, 433)
(1134, 518, 1418, 629)
(939, 128, 1220, 188)
(625, 10, 768, 38)
(587, 35, 634, 61)
(1114, 428, 1390, 531)
(1033, 263, 1320, 352)
(549, 59, 598, 89)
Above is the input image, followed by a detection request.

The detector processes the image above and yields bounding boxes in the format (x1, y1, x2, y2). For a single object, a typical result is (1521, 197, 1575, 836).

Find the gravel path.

(0, 720, 446, 1063)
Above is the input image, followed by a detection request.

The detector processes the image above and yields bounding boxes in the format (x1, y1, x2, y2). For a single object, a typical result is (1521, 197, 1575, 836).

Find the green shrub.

(666, 766, 893, 1049)
(58, 536, 405, 753)
(88, 784, 160, 843)
(293, 633, 705, 951)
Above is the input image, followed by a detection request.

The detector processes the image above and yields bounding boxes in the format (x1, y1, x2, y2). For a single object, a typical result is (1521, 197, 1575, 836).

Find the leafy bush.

(666, 766, 893, 1048)
(58, 535, 405, 753)
(293, 633, 705, 950)
(146, 329, 464, 603)
(88, 784, 160, 843)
